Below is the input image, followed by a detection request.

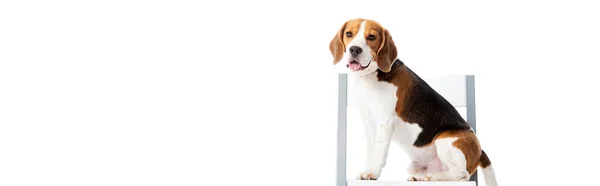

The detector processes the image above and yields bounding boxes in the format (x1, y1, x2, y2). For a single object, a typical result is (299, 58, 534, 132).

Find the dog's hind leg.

(424, 131, 481, 181)
(406, 161, 427, 181)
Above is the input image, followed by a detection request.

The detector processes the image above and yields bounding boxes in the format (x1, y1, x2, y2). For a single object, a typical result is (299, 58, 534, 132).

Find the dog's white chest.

(351, 74, 429, 161)
(351, 75, 398, 121)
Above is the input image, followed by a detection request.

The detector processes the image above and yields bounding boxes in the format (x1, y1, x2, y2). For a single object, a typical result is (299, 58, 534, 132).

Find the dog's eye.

(346, 31, 353, 37)
(367, 34, 376, 41)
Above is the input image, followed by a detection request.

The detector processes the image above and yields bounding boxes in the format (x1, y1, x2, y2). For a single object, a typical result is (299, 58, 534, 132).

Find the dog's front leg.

(358, 117, 396, 180)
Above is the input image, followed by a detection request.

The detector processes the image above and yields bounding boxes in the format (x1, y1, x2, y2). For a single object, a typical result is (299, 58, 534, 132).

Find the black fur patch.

(377, 59, 472, 147)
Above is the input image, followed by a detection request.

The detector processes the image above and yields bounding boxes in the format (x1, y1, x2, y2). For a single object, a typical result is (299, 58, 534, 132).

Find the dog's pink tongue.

(349, 63, 361, 71)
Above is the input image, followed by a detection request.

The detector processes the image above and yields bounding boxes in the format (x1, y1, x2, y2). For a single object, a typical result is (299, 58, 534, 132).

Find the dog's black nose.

(349, 46, 362, 57)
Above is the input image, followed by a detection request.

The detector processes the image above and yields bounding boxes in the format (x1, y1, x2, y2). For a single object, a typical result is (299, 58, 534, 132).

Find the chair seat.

(347, 179, 476, 186)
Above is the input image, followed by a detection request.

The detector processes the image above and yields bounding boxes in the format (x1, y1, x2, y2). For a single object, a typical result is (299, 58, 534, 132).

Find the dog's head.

(329, 18, 397, 75)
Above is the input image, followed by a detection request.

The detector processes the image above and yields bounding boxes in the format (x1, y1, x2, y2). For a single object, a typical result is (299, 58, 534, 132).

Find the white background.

(1, 0, 600, 186)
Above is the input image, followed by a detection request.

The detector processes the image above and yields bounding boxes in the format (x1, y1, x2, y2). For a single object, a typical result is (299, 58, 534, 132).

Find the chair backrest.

(345, 74, 474, 107)
(336, 73, 478, 186)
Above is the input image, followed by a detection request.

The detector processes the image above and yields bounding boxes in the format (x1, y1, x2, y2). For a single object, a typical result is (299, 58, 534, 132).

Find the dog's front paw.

(357, 171, 378, 180)
(422, 176, 432, 181)
(407, 176, 429, 181)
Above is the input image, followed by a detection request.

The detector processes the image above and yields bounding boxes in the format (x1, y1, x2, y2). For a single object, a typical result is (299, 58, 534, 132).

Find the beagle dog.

(329, 18, 498, 186)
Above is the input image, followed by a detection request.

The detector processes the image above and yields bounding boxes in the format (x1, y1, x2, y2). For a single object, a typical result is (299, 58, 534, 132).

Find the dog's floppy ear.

(376, 29, 398, 72)
(329, 22, 348, 65)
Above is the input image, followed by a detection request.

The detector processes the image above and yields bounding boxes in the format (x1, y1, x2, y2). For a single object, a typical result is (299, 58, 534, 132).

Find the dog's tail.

(479, 150, 498, 186)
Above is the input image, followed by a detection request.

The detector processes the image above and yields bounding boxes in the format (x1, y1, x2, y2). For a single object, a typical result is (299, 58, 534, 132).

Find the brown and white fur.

(329, 18, 497, 186)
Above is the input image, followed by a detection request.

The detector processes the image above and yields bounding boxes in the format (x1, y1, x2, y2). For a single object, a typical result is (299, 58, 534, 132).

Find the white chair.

(336, 73, 478, 186)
